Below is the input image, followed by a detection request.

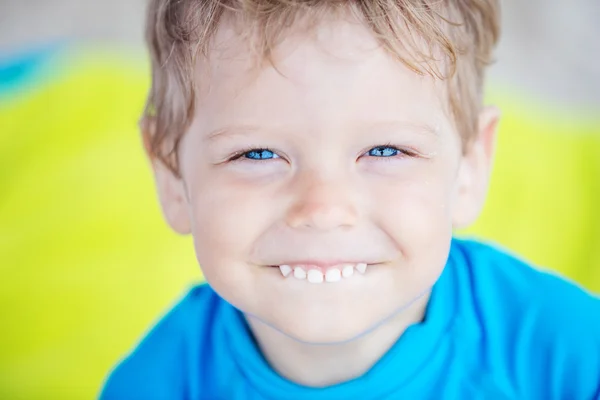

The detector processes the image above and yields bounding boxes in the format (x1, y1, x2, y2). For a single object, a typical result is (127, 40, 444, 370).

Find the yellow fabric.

(0, 50, 598, 399)
(0, 50, 200, 399)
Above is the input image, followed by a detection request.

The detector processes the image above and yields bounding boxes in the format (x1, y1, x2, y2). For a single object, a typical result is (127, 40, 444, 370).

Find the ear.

(141, 118, 192, 235)
(452, 106, 500, 229)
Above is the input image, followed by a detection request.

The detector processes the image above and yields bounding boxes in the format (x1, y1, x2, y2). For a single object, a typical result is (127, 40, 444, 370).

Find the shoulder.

(99, 284, 223, 400)
(452, 239, 600, 399)
(453, 238, 600, 326)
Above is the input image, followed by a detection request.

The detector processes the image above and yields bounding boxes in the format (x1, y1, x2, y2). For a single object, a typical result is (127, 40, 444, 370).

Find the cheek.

(187, 175, 277, 273)
(370, 161, 456, 267)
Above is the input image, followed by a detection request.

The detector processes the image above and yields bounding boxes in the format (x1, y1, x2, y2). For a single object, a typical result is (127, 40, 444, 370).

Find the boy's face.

(150, 16, 498, 343)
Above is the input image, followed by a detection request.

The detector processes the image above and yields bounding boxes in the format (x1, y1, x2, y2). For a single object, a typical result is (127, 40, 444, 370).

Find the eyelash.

(228, 143, 418, 162)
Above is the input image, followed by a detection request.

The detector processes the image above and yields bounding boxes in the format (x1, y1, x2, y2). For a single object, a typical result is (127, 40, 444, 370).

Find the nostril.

(286, 202, 358, 231)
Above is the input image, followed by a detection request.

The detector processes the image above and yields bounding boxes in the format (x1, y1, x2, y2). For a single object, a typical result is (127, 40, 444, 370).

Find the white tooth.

(279, 265, 292, 277)
(294, 267, 307, 280)
(307, 269, 324, 283)
(356, 263, 367, 274)
(342, 264, 354, 278)
(325, 268, 341, 283)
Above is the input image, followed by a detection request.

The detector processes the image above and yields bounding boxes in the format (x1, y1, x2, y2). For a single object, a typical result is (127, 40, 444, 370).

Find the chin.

(264, 304, 391, 345)
(283, 323, 372, 345)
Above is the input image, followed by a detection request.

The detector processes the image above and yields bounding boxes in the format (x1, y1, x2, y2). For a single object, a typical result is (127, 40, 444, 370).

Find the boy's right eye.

(230, 148, 281, 161)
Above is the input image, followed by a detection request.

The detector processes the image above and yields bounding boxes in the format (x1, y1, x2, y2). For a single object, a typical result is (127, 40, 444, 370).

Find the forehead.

(191, 13, 453, 136)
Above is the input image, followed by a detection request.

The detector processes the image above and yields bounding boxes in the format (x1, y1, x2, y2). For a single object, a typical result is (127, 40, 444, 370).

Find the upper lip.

(270, 260, 377, 268)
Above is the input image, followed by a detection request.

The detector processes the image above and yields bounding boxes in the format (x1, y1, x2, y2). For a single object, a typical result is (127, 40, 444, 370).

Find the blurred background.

(1, 0, 599, 398)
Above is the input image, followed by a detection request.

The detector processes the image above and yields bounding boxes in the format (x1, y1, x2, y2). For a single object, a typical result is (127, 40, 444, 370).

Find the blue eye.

(368, 146, 400, 157)
(243, 149, 280, 160)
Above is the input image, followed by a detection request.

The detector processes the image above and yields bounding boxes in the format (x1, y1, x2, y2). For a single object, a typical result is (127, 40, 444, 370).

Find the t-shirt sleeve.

(530, 275, 600, 399)
(98, 317, 188, 400)
(459, 240, 600, 399)
(98, 285, 213, 400)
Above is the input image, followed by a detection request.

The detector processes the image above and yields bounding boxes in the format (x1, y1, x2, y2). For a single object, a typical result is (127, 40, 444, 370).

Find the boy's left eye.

(367, 146, 400, 157)
(363, 144, 419, 158)
(243, 149, 280, 160)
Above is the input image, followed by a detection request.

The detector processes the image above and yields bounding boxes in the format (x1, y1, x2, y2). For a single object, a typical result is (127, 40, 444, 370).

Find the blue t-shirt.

(100, 239, 600, 399)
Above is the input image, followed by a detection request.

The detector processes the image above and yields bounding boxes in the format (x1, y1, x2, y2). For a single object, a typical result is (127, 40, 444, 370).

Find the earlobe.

(452, 106, 501, 229)
(140, 118, 192, 235)
(153, 162, 192, 235)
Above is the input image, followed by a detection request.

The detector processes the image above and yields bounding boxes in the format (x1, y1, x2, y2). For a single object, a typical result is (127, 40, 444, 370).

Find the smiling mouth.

(274, 262, 369, 284)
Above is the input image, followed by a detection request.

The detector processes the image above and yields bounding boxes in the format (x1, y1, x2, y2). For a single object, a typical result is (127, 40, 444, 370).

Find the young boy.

(100, 0, 600, 398)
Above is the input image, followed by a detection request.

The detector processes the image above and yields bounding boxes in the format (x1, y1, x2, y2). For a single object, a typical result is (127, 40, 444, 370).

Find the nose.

(285, 172, 359, 231)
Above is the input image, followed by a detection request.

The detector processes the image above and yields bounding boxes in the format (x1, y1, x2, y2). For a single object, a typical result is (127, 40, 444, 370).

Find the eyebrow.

(362, 120, 441, 137)
(204, 124, 265, 142)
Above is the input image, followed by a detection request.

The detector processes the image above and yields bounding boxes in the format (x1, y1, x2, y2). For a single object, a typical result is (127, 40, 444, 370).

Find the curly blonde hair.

(144, 0, 500, 176)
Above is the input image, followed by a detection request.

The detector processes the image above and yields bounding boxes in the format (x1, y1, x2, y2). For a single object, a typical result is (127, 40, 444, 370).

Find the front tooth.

(279, 265, 292, 277)
(294, 267, 307, 280)
(342, 264, 354, 278)
(307, 269, 324, 283)
(356, 263, 367, 274)
(325, 268, 341, 283)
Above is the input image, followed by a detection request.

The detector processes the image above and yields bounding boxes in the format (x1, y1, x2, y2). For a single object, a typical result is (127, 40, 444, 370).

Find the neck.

(245, 292, 430, 388)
